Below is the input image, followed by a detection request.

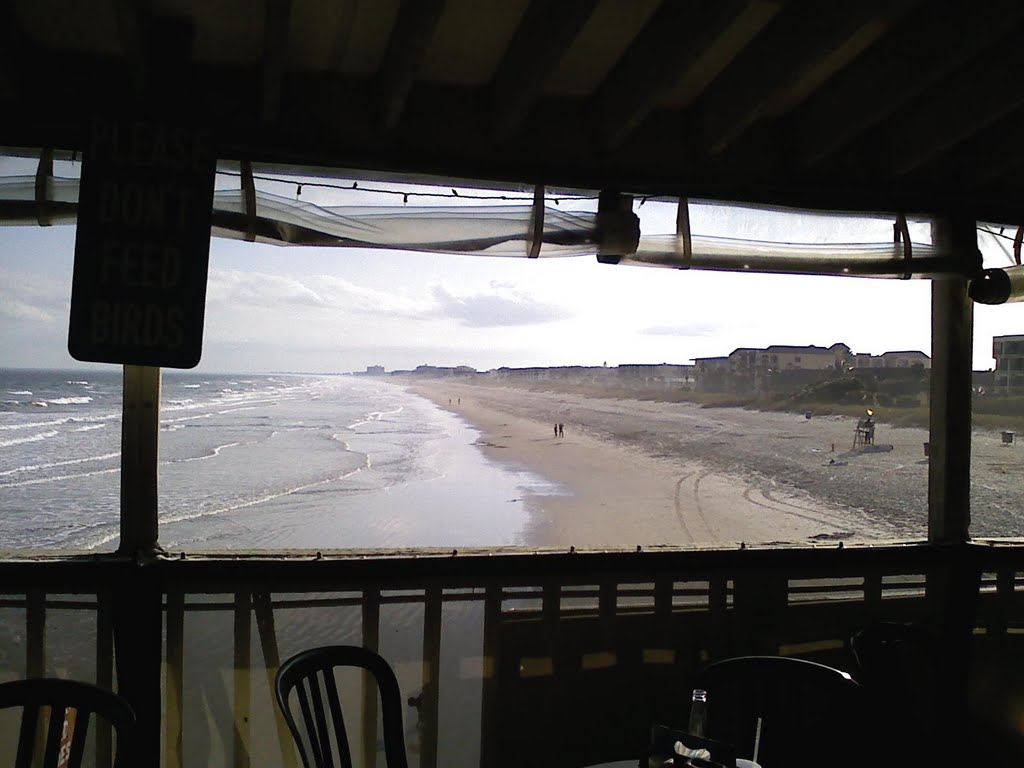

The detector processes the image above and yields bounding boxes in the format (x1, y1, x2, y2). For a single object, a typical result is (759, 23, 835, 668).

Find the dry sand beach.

(408, 380, 1024, 548)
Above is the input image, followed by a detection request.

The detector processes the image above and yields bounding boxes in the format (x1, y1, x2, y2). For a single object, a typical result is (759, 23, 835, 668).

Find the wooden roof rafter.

(489, 0, 601, 142)
(793, 1, 1024, 170)
(691, 0, 921, 158)
(376, 0, 446, 131)
(260, 0, 292, 123)
(595, 0, 782, 151)
(0, 0, 1022, 223)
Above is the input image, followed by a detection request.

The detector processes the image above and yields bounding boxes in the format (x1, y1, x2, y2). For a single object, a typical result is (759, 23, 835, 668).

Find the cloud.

(0, 268, 67, 324)
(207, 270, 427, 316)
(640, 323, 722, 337)
(429, 285, 572, 327)
(207, 270, 327, 308)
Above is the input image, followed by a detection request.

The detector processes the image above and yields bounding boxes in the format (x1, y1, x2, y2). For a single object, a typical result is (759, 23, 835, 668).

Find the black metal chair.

(850, 622, 936, 762)
(692, 656, 865, 768)
(275, 645, 410, 768)
(0, 677, 135, 768)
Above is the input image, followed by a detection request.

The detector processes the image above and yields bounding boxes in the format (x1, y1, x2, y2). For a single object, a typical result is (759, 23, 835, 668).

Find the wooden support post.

(113, 574, 163, 766)
(925, 214, 982, 757)
(928, 217, 976, 542)
(118, 365, 161, 557)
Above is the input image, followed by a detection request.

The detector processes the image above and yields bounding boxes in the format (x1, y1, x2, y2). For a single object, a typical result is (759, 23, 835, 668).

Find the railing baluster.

(26, 590, 46, 763)
(96, 591, 114, 768)
(479, 586, 501, 768)
(598, 581, 616, 650)
(361, 588, 381, 768)
(420, 585, 442, 768)
(254, 592, 299, 768)
(233, 591, 252, 768)
(863, 572, 882, 623)
(708, 576, 728, 659)
(165, 590, 185, 768)
(27, 590, 45, 677)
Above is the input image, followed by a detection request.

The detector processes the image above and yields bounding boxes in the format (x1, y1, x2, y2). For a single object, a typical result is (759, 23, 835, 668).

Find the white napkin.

(673, 740, 712, 761)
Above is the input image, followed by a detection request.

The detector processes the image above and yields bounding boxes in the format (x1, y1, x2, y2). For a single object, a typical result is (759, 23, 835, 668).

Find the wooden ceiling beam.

(490, 0, 600, 142)
(882, 42, 1024, 177)
(597, 0, 781, 150)
(694, 0, 918, 158)
(261, 0, 293, 123)
(795, 2, 1024, 169)
(376, 0, 446, 131)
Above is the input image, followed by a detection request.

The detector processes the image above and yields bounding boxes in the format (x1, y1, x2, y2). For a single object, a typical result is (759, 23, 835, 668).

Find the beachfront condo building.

(993, 334, 1024, 395)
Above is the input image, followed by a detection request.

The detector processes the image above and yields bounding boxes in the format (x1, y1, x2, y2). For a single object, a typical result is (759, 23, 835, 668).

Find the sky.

(2, 156, 1023, 374)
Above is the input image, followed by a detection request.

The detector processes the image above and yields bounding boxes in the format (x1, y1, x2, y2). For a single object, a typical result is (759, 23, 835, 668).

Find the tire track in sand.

(742, 485, 848, 530)
(674, 470, 718, 541)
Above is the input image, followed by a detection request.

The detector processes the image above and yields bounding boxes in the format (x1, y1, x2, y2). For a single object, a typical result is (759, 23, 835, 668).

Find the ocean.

(0, 368, 560, 551)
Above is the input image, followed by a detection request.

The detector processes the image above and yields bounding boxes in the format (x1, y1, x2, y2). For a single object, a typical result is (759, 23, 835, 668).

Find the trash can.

(923, 442, 930, 457)
(1002, 431, 1015, 445)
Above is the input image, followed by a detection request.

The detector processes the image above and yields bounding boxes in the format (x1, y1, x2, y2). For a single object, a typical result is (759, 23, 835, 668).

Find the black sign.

(69, 117, 216, 368)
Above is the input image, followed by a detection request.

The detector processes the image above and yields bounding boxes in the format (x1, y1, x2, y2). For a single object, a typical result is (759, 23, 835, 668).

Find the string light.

(215, 170, 599, 204)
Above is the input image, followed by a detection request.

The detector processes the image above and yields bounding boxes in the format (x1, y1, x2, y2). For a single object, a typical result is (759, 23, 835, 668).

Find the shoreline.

(406, 380, 897, 549)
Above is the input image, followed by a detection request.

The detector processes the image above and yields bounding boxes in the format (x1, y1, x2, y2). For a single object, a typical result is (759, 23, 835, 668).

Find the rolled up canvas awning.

(0, 174, 967, 279)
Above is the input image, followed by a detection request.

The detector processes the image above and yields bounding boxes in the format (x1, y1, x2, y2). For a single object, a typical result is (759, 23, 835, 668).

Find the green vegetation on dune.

(482, 372, 1024, 434)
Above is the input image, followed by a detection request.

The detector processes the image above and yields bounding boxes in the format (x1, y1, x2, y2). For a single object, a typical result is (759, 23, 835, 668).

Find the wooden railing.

(1, 543, 1022, 767)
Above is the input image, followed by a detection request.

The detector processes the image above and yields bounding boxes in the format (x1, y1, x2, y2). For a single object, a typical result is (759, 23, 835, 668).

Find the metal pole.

(118, 365, 162, 556)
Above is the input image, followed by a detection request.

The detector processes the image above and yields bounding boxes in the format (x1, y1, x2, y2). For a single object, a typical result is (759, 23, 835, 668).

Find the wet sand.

(408, 381, 918, 549)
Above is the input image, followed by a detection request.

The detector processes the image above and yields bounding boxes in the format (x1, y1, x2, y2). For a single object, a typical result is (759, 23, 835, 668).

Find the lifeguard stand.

(853, 411, 875, 448)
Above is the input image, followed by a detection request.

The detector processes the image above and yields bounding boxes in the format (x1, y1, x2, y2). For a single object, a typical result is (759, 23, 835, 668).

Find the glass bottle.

(688, 688, 707, 738)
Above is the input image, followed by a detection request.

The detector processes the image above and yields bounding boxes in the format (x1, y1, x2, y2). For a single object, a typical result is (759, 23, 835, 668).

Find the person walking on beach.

(554, 423, 559, 438)
(558, 423, 564, 438)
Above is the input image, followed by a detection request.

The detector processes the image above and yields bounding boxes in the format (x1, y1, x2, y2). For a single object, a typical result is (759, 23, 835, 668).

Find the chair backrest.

(693, 656, 865, 768)
(850, 622, 936, 761)
(0, 678, 135, 768)
(275, 645, 409, 768)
